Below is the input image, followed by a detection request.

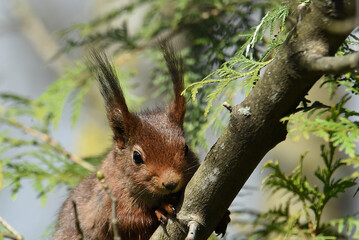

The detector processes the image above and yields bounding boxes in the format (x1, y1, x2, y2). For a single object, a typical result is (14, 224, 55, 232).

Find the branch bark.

(150, 0, 357, 239)
(304, 51, 359, 74)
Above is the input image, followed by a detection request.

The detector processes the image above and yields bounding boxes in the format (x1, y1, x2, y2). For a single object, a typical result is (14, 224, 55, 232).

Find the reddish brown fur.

(53, 43, 199, 240)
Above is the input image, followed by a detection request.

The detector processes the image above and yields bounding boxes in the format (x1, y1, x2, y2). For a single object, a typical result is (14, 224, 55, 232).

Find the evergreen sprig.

(328, 214, 359, 239)
(282, 95, 359, 158)
(184, 57, 272, 116)
(184, 2, 290, 116)
(34, 61, 91, 128)
(240, 3, 289, 58)
(0, 92, 102, 203)
(257, 142, 358, 239)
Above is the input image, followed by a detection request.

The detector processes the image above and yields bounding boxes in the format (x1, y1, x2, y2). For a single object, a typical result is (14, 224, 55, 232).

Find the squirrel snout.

(160, 171, 182, 192)
(162, 181, 179, 191)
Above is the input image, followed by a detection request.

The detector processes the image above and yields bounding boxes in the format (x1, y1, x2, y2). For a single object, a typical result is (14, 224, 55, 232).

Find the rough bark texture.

(150, 1, 357, 239)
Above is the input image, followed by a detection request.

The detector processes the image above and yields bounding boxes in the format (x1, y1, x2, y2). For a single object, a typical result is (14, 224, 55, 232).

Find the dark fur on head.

(89, 50, 139, 147)
(53, 42, 199, 240)
(159, 41, 186, 125)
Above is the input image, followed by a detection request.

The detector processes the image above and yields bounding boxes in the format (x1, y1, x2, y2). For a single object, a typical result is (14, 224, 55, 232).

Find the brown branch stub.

(297, 2, 308, 21)
(185, 221, 200, 240)
(97, 171, 122, 240)
(0, 216, 23, 240)
(222, 102, 233, 112)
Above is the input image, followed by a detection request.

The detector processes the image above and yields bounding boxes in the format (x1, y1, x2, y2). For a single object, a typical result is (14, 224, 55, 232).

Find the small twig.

(0, 216, 23, 240)
(2, 233, 18, 240)
(222, 102, 233, 113)
(97, 171, 122, 240)
(72, 201, 84, 240)
(0, 117, 95, 172)
(297, 3, 307, 21)
(185, 221, 200, 240)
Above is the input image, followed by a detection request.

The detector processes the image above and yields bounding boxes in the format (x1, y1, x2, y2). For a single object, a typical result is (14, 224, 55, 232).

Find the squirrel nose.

(162, 181, 179, 191)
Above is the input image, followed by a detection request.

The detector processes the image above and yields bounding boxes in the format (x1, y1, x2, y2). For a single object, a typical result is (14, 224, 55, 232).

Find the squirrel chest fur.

(53, 43, 199, 240)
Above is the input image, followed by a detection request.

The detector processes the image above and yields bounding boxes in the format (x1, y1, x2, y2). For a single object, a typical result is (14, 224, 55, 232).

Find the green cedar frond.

(184, 2, 289, 116)
(34, 61, 90, 128)
(259, 142, 358, 239)
(328, 214, 359, 239)
(283, 114, 359, 158)
(241, 4, 289, 57)
(282, 95, 359, 158)
(184, 57, 272, 116)
(262, 155, 320, 204)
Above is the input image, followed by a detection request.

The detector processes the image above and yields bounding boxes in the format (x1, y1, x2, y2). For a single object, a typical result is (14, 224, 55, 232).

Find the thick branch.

(304, 51, 359, 74)
(150, 0, 357, 239)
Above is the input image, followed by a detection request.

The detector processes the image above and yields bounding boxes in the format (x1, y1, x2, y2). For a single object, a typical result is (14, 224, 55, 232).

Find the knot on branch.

(237, 106, 252, 117)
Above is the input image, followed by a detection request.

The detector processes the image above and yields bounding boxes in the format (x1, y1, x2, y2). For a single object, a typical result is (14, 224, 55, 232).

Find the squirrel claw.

(159, 216, 168, 225)
(161, 203, 176, 216)
(155, 209, 168, 225)
(171, 206, 176, 216)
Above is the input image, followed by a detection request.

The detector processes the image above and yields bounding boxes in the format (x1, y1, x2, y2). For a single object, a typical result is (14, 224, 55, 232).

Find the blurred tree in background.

(1, 0, 359, 239)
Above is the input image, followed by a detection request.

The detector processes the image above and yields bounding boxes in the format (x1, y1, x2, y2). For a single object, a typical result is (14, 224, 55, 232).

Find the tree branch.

(150, 0, 357, 239)
(304, 51, 359, 74)
(0, 117, 95, 172)
(0, 216, 23, 240)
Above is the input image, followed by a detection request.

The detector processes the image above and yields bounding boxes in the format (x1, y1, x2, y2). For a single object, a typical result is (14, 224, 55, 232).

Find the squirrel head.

(90, 42, 198, 202)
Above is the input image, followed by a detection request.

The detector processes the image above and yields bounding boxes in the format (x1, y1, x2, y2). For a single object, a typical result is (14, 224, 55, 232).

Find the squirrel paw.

(155, 209, 168, 225)
(155, 203, 176, 225)
(161, 202, 176, 216)
(214, 210, 231, 237)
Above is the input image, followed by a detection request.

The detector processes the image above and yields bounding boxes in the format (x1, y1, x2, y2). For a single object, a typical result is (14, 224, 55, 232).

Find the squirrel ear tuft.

(89, 49, 138, 147)
(160, 41, 186, 126)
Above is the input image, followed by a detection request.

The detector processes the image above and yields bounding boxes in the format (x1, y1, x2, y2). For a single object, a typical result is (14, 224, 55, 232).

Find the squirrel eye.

(184, 144, 189, 156)
(133, 151, 144, 164)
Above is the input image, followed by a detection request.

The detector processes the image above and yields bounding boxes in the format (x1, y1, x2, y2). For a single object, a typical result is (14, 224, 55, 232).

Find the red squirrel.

(53, 42, 201, 240)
